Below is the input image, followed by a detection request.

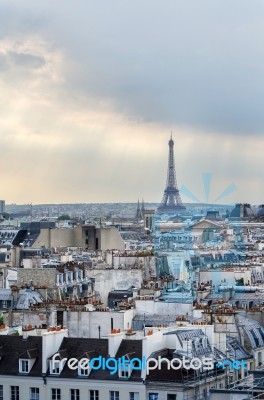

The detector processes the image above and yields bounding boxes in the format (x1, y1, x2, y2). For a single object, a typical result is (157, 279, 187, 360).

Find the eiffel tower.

(157, 135, 186, 213)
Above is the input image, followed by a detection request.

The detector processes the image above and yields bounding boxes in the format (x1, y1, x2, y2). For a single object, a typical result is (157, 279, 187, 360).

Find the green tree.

(57, 214, 71, 221)
(2, 212, 10, 220)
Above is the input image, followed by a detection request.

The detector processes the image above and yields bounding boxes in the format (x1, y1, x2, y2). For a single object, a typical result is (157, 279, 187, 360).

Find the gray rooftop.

(15, 289, 44, 310)
(0, 288, 12, 301)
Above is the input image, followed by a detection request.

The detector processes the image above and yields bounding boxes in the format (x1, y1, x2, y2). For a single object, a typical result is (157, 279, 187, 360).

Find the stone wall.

(17, 268, 57, 288)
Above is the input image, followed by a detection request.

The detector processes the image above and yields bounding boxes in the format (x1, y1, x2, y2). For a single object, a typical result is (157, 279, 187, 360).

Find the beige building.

(32, 225, 125, 251)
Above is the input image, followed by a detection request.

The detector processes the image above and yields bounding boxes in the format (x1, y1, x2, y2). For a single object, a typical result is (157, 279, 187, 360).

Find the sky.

(0, 0, 263, 205)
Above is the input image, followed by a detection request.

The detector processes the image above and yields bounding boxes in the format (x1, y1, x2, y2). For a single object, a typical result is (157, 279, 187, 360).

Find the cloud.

(33, 0, 264, 135)
(1, 0, 264, 135)
(8, 51, 45, 68)
(0, 1, 263, 204)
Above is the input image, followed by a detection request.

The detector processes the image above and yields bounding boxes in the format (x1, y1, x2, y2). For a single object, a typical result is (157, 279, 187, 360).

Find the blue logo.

(216, 359, 248, 371)
(180, 172, 236, 204)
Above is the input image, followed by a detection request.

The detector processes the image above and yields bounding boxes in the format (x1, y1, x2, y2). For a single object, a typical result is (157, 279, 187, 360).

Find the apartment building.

(0, 323, 231, 400)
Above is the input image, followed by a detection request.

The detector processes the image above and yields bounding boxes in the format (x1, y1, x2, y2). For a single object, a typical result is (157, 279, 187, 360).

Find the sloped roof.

(226, 336, 252, 360)
(0, 336, 42, 376)
(0, 288, 12, 301)
(164, 329, 212, 357)
(48, 337, 143, 381)
(237, 315, 264, 349)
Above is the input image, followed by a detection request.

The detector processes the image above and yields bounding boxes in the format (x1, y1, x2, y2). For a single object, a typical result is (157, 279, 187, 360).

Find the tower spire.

(157, 135, 185, 213)
(141, 198, 145, 214)
(136, 199, 142, 220)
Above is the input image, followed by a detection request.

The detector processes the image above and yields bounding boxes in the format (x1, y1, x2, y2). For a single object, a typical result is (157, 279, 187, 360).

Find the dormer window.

(50, 360, 62, 375)
(78, 358, 91, 377)
(20, 359, 29, 373)
(49, 351, 67, 375)
(118, 353, 136, 379)
(78, 366, 90, 376)
(18, 349, 38, 374)
(119, 368, 130, 378)
(118, 359, 132, 379)
(19, 358, 35, 374)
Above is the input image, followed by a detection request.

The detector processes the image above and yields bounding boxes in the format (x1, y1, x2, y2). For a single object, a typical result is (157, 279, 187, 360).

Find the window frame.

(70, 388, 80, 400)
(10, 386, 20, 400)
(30, 387, 39, 400)
(149, 394, 159, 400)
(50, 360, 62, 375)
(51, 388, 61, 400)
(89, 390, 99, 400)
(129, 393, 139, 400)
(167, 395, 177, 400)
(119, 368, 130, 378)
(19, 359, 29, 373)
(110, 391, 119, 400)
(77, 359, 90, 377)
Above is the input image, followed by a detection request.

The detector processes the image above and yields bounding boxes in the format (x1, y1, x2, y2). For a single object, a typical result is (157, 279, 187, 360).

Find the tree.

(2, 212, 10, 220)
(57, 214, 71, 221)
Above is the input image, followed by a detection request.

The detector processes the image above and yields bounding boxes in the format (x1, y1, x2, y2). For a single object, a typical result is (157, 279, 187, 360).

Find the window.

(149, 394, 158, 400)
(119, 369, 130, 378)
(78, 359, 90, 376)
(118, 357, 132, 379)
(90, 390, 99, 400)
(19, 359, 29, 373)
(70, 389, 80, 400)
(167, 395, 177, 400)
(0, 385, 3, 400)
(11, 386, 19, 400)
(50, 360, 61, 375)
(110, 392, 119, 400)
(78, 366, 89, 376)
(130, 393, 139, 400)
(51, 389, 61, 400)
(30, 388, 39, 400)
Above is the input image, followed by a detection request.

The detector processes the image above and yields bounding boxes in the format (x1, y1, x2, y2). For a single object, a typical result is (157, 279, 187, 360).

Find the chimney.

(42, 328, 68, 374)
(108, 331, 125, 357)
(11, 285, 19, 303)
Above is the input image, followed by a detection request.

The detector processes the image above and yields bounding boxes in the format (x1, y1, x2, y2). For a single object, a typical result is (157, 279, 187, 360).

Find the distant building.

(0, 200, 5, 214)
(256, 204, 264, 218)
(135, 199, 145, 220)
(107, 289, 134, 309)
(189, 219, 223, 242)
(32, 224, 125, 251)
(0, 288, 13, 310)
(143, 209, 155, 232)
(205, 210, 222, 220)
(230, 203, 254, 219)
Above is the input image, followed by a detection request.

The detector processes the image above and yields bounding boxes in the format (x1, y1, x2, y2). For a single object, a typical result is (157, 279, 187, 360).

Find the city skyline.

(0, 1, 263, 204)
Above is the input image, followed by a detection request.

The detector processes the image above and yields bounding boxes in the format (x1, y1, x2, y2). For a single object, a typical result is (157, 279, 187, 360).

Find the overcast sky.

(0, 0, 263, 205)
